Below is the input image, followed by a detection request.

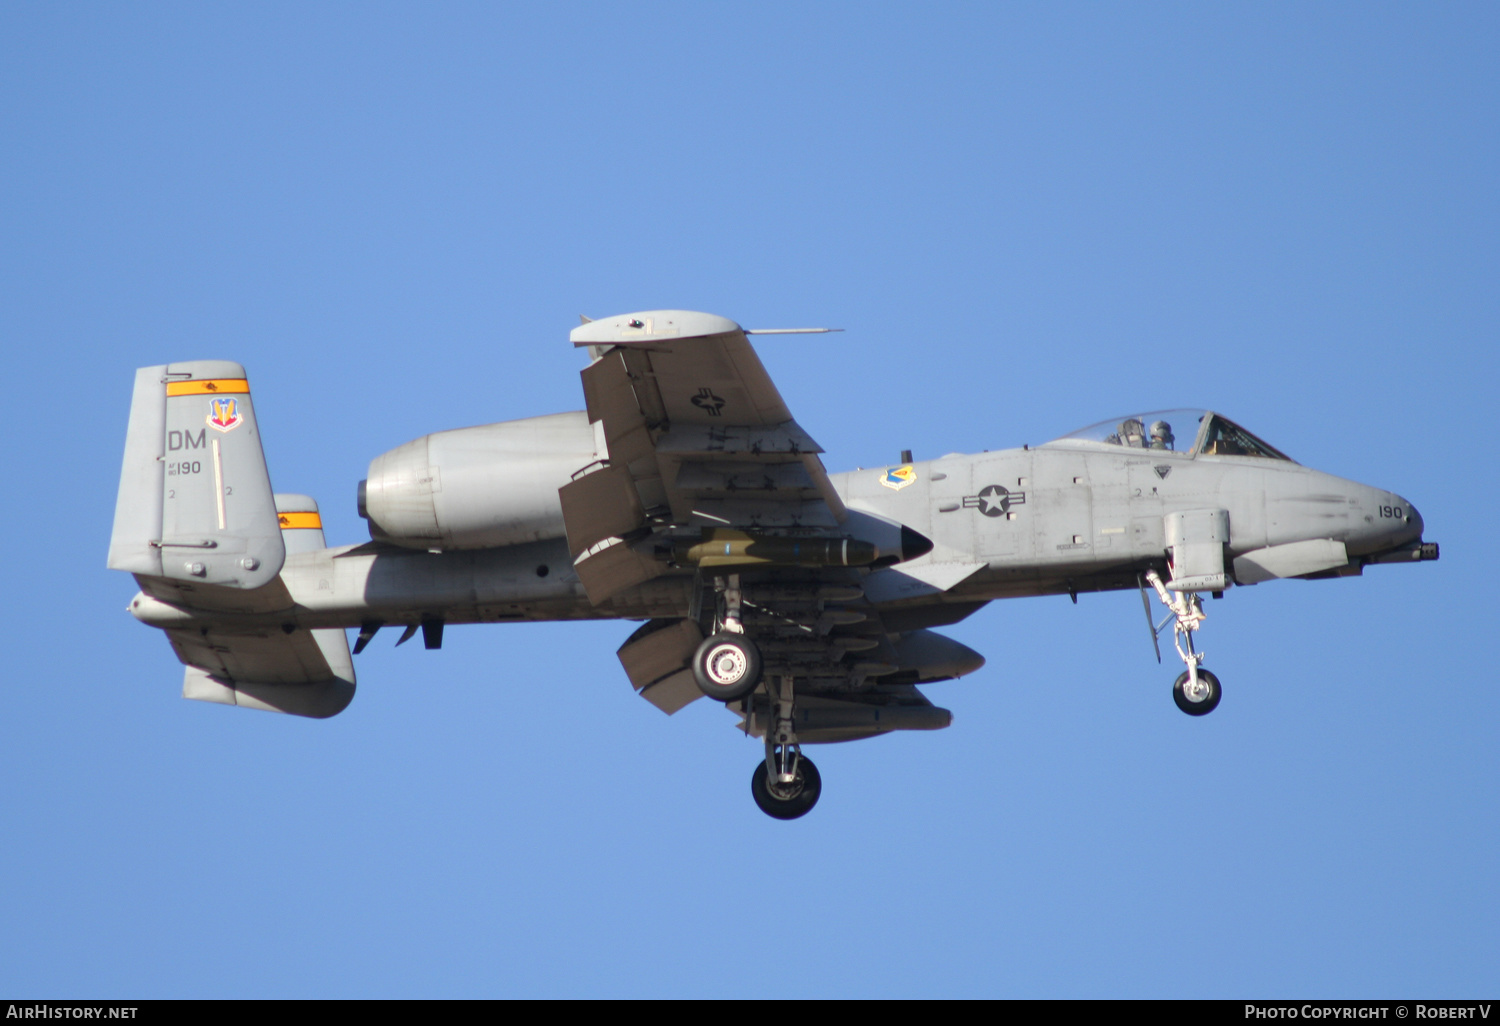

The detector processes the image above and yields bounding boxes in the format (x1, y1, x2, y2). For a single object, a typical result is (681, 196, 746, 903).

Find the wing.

(560, 310, 848, 604)
(562, 311, 977, 730)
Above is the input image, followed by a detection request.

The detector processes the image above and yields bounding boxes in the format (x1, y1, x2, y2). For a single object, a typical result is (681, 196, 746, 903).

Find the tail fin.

(108, 362, 285, 589)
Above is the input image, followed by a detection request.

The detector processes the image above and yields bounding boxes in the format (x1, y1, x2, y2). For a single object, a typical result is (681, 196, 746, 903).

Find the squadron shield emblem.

(206, 396, 243, 433)
(880, 465, 917, 491)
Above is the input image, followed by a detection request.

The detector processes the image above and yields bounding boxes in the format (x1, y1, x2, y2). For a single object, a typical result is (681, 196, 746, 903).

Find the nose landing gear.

(750, 674, 821, 819)
(1173, 667, 1222, 715)
(752, 753, 821, 819)
(1145, 570, 1224, 716)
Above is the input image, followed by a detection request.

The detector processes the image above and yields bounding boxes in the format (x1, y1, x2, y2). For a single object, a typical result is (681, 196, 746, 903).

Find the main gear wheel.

(692, 633, 762, 702)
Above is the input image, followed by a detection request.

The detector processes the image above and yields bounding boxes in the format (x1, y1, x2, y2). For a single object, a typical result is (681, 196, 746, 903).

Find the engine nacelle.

(359, 411, 600, 550)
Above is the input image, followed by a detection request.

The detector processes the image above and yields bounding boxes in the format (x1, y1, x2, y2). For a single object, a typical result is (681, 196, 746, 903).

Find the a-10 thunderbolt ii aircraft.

(108, 310, 1438, 819)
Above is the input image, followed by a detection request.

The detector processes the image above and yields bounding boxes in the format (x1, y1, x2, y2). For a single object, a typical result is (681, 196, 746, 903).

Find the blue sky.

(2, 2, 1496, 997)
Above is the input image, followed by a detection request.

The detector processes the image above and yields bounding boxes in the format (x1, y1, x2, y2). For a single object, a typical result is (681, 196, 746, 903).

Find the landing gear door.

(1164, 508, 1229, 591)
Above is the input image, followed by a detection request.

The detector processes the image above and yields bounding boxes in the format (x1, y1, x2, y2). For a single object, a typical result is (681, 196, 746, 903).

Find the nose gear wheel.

(751, 754, 821, 819)
(1173, 667, 1222, 715)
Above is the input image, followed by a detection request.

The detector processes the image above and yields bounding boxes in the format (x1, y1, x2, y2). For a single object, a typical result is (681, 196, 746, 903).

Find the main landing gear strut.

(1144, 570, 1223, 716)
(692, 574, 763, 702)
(692, 575, 821, 819)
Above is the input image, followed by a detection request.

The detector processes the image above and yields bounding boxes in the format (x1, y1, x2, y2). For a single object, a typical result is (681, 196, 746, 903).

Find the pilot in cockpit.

(1148, 420, 1175, 450)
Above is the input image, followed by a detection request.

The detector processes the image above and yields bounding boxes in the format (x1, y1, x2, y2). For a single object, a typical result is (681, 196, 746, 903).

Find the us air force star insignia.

(963, 484, 1026, 517)
(1154, 465, 1172, 479)
(881, 465, 917, 490)
(691, 388, 726, 416)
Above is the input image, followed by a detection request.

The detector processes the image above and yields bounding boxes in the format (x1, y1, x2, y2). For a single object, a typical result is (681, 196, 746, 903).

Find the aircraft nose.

(1377, 491, 1423, 549)
(1344, 484, 1423, 555)
(1398, 497, 1424, 541)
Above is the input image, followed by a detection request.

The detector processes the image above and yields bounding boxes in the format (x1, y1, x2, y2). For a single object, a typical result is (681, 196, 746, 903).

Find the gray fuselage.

(129, 426, 1424, 635)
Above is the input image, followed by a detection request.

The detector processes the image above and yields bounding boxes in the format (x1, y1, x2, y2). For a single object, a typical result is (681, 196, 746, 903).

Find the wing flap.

(573, 538, 665, 606)
(558, 464, 646, 557)
(579, 348, 669, 514)
(638, 670, 702, 715)
(616, 618, 706, 715)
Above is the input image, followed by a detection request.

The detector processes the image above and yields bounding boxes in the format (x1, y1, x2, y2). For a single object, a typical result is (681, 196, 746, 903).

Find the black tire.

(1173, 667, 1222, 716)
(692, 633, 762, 701)
(751, 754, 822, 820)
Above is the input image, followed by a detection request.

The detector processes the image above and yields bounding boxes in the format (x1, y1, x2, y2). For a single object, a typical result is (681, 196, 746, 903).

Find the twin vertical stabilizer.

(109, 362, 355, 718)
(107, 362, 285, 589)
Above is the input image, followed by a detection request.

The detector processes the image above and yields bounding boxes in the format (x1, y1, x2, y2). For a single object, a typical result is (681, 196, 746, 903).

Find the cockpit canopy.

(1044, 409, 1294, 461)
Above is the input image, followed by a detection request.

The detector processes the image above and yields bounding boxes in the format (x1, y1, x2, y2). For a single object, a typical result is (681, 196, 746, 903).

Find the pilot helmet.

(1149, 420, 1175, 449)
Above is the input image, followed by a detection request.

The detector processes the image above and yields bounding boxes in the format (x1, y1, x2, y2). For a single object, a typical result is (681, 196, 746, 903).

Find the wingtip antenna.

(744, 327, 844, 335)
(578, 314, 594, 324)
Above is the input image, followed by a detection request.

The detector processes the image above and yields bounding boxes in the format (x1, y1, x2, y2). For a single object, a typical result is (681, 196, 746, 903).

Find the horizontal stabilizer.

(183, 663, 355, 719)
(172, 620, 356, 718)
